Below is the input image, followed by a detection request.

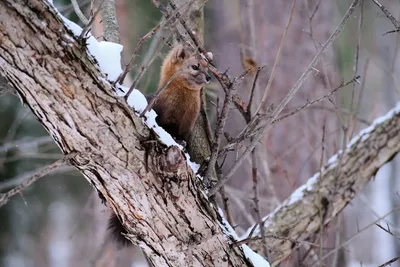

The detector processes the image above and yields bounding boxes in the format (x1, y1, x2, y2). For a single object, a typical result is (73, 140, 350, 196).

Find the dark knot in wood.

(161, 146, 185, 173)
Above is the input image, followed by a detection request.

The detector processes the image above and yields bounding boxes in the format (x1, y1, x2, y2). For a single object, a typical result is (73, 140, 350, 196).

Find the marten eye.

(191, 64, 199, 70)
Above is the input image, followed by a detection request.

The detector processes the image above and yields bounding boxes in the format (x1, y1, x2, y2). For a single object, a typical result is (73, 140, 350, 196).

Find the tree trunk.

(0, 1, 252, 266)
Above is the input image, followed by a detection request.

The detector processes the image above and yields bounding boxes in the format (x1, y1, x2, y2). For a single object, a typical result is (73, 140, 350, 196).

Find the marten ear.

(172, 45, 187, 63)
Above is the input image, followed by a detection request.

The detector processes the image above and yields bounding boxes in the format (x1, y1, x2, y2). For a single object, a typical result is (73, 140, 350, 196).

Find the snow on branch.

(0, 0, 268, 266)
(243, 102, 400, 266)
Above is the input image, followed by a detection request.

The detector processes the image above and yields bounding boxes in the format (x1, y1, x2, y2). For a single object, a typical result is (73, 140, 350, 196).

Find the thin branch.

(0, 136, 54, 153)
(59, 0, 91, 16)
(0, 165, 75, 191)
(71, 0, 89, 25)
(317, 123, 326, 265)
(371, 0, 400, 34)
(349, 0, 363, 139)
(124, 30, 171, 101)
(117, 23, 161, 84)
(308, 105, 371, 125)
(137, 59, 184, 115)
(204, 71, 249, 185)
(378, 257, 400, 267)
(219, 185, 234, 227)
(208, 0, 361, 197)
(247, 66, 265, 116)
(310, 206, 400, 266)
(272, 76, 360, 125)
(0, 156, 73, 207)
(253, 0, 296, 116)
(79, 1, 103, 40)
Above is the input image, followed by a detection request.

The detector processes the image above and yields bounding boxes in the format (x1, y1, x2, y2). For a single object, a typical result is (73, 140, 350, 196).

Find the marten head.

(161, 44, 212, 91)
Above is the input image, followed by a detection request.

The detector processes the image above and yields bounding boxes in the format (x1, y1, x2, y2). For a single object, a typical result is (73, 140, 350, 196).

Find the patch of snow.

(242, 245, 271, 267)
(217, 207, 239, 239)
(327, 152, 340, 166)
(216, 208, 271, 267)
(53, 8, 123, 82)
(346, 102, 400, 150)
(86, 38, 123, 81)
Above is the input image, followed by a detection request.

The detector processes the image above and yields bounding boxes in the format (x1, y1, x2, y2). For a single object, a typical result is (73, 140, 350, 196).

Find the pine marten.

(108, 44, 212, 247)
(152, 44, 211, 141)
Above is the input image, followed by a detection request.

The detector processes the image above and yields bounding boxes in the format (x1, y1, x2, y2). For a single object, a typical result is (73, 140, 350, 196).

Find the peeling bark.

(0, 1, 251, 266)
(247, 105, 400, 266)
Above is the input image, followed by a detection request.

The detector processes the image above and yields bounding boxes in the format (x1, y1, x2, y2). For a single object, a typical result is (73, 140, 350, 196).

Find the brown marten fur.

(152, 44, 211, 141)
(108, 45, 212, 247)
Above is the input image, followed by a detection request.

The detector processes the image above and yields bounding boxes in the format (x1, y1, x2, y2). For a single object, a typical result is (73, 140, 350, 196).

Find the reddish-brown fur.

(152, 45, 211, 141)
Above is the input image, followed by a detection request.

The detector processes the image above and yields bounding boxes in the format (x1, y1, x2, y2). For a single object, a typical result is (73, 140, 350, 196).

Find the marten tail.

(108, 213, 132, 248)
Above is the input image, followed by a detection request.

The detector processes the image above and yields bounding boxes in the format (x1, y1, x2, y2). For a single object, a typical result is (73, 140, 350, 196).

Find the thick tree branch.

(0, 1, 258, 266)
(244, 102, 400, 266)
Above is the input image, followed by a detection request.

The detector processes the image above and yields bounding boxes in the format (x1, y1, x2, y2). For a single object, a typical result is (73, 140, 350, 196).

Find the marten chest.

(171, 90, 200, 117)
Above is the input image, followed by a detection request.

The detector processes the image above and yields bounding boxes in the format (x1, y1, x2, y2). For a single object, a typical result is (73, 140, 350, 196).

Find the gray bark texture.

(100, 0, 121, 43)
(0, 1, 251, 266)
(248, 105, 400, 266)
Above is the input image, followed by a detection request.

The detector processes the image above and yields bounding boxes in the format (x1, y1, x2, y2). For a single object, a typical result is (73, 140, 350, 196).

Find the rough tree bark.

(247, 104, 400, 266)
(0, 1, 252, 266)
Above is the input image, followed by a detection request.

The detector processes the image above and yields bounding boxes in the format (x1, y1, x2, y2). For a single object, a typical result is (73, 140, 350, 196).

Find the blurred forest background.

(1, 0, 400, 266)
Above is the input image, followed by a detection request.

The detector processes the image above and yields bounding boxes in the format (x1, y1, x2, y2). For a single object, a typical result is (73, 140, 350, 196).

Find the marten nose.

(206, 75, 211, 83)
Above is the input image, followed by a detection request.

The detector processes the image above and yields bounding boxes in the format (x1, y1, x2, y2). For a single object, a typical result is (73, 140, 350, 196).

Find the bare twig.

(0, 166, 74, 191)
(168, 1, 212, 62)
(204, 71, 249, 185)
(117, 23, 161, 84)
(308, 105, 371, 125)
(317, 123, 326, 265)
(254, 0, 296, 116)
(219, 185, 234, 227)
(272, 76, 360, 124)
(0, 136, 54, 153)
(310, 206, 400, 266)
(0, 156, 74, 207)
(349, 0, 363, 139)
(137, 60, 183, 115)
(71, 0, 89, 25)
(247, 66, 265, 116)
(371, 0, 400, 34)
(117, 3, 187, 85)
(378, 257, 400, 267)
(79, 1, 103, 40)
(124, 31, 171, 101)
(208, 0, 361, 197)
(59, 0, 91, 16)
